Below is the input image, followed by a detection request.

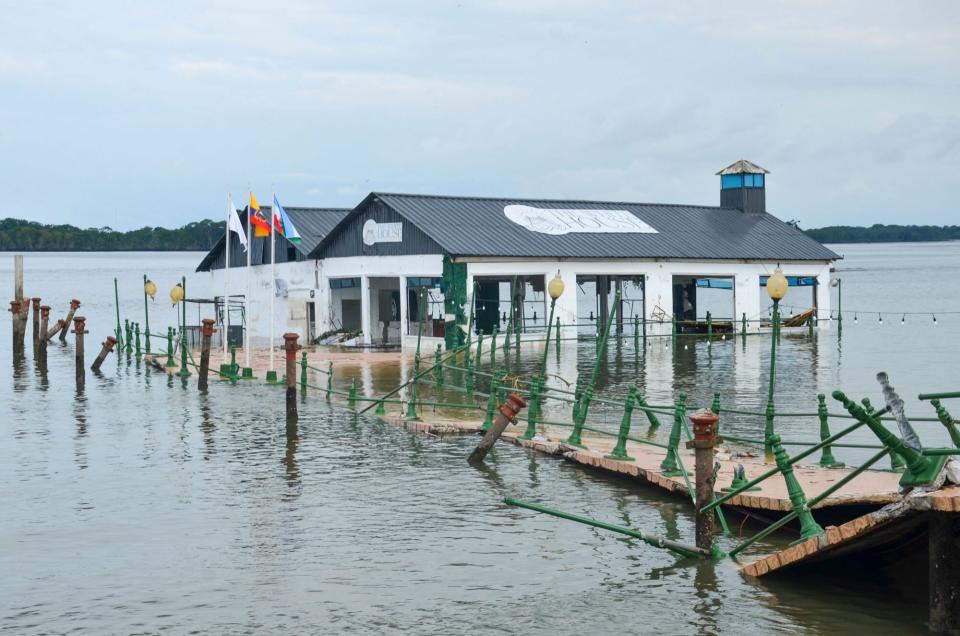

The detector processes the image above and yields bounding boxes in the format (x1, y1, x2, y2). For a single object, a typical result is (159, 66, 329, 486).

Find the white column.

(399, 276, 409, 348)
(554, 263, 578, 345)
(815, 264, 832, 330)
(643, 266, 673, 337)
(360, 275, 371, 345)
(735, 272, 762, 333)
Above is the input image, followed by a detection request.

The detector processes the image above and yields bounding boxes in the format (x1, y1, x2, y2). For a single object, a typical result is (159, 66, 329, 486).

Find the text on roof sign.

(503, 205, 658, 235)
(362, 219, 403, 246)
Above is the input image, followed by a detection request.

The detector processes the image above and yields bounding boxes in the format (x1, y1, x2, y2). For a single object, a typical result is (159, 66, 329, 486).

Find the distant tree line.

(803, 224, 960, 244)
(0, 218, 222, 251)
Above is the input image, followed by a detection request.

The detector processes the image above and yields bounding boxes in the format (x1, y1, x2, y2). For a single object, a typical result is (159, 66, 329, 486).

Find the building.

(196, 206, 350, 343)
(310, 160, 838, 348)
(197, 160, 840, 348)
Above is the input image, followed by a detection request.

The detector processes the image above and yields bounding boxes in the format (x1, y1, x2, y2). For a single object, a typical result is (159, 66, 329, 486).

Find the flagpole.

(245, 186, 252, 371)
(269, 185, 276, 377)
(224, 193, 231, 362)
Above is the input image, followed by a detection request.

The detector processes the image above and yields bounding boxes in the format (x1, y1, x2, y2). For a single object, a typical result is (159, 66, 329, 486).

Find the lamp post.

(521, 271, 564, 441)
(540, 271, 565, 371)
(143, 275, 156, 354)
(764, 266, 788, 447)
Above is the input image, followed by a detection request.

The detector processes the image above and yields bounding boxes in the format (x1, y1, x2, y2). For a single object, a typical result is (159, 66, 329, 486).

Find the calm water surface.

(2, 244, 958, 634)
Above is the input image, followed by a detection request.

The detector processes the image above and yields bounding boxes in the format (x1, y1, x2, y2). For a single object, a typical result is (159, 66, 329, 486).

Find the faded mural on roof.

(503, 205, 658, 235)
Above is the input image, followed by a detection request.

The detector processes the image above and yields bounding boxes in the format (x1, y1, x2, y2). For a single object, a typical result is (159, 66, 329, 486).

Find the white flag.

(227, 194, 248, 251)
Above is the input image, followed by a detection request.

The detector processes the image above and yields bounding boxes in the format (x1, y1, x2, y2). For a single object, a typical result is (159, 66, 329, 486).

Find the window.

(330, 277, 361, 289)
(407, 276, 443, 288)
(721, 174, 743, 189)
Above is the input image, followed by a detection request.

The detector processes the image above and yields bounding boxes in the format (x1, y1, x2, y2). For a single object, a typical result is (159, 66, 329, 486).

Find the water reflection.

(283, 418, 301, 498)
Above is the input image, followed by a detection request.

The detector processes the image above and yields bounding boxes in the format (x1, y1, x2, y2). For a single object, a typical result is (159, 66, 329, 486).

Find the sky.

(1, 1, 958, 230)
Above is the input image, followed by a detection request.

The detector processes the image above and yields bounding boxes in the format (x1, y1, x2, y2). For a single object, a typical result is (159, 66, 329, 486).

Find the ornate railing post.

(770, 434, 824, 543)
(660, 392, 687, 476)
(521, 376, 541, 440)
(637, 395, 661, 437)
(605, 385, 637, 461)
(863, 397, 904, 472)
(931, 399, 960, 448)
(817, 393, 844, 468)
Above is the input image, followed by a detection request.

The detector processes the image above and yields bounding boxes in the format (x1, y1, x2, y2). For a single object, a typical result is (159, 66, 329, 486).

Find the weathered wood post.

(31, 297, 41, 354)
(10, 300, 25, 360)
(38, 305, 50, 366)
(468, 393, 527, 465)
(59, 299, 80, 342)
(929, 512, 960, 634)
(197, 318, 215, 391)
(687, 408, 719, 550)
(73, 316, 86, 389)
(91, 336, 118, 372)
(284, 333, 299, 419)
(14, 255, 23, 302)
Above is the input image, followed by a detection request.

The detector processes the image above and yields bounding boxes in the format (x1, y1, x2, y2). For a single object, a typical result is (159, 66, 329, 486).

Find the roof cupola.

(717, 159, 769, 214)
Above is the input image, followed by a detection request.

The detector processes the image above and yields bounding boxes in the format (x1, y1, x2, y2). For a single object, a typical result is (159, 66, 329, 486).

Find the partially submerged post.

(10, 300, 25, 360)
(687, 409, 719, 551)
(73, 316, 87, 389)
(59, 299, 80, 342)
(198, 318, 215, 391)
(468, 393, 527, 464)
(31, 297, 41, 354)
(91, 336, 118, 372)
(38, 305, 50, 365)
(284, 332, 299, 419)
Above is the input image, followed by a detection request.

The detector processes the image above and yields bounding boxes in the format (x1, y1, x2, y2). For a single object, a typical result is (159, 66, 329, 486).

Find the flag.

(249, 191, 270, 237)
(273, 194, 302, 245)
(228, 194, 248, 251)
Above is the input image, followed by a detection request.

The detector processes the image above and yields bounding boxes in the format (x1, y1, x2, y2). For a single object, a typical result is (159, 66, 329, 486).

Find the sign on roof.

(362, 219, 403, 246)
(504, 205, 657, 235)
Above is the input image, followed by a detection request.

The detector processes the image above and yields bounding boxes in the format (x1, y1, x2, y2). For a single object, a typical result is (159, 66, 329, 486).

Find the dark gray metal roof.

(331, 193, 839, 261)
(196, 206, 350, 272)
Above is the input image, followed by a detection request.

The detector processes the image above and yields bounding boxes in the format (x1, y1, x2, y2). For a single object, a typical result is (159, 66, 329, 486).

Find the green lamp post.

(764, 266, 788, 447)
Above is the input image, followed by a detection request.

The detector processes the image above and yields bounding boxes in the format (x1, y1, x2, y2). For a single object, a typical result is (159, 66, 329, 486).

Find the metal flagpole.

(269, 186, 276, 378)
(245, 187, 252, 370)
(224, 193, 231, 361)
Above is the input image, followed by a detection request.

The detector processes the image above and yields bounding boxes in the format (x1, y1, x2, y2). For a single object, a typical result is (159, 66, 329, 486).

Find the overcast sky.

(2, 1, 957, 230)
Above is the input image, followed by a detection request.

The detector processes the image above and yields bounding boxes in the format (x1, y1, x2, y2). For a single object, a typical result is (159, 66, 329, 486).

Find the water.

(2, 244, 958, 634)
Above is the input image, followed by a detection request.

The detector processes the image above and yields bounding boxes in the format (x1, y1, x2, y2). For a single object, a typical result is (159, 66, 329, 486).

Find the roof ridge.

(373, 191, 727, 211)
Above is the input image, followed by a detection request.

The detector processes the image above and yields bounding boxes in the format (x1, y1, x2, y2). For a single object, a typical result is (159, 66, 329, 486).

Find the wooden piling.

(468, 393, 527, 464)
(687, 409, 719, 550)
(31, 297, 40, 354)
(91, 336, 118, 372)
(197, 318, 215, 391)
(14, 255, 23, 301)
(73, 316, 86, 390)
(284, 333, 299, 419)
(10, 300, 25, 360)
(38, 305, 50, 367)
(59, 299, 80, 342)
(45, 319, 64, 341)
(929, 512, 960, 634)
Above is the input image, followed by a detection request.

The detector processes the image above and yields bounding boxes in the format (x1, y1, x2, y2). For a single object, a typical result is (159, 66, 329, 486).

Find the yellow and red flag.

(249, 191, 270, 237)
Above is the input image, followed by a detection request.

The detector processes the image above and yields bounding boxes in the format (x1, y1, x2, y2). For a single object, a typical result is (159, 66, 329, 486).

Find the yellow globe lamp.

(144, 278, 157, 301)
(766, 266, 788, 301)
(547, 270, 565, 301)
(170, 282, 184, 306)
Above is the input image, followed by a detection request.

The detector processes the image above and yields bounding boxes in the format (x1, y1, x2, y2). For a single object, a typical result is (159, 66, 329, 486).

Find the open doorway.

(368, 276, 400, 346)
(760, 274, 819, 325)
(329, 277, 361, 333)
(575, 275, 645, 336)
(473, 275, 547, 335)
(672, 275, 735, 334)
(407, 276, 445, 338)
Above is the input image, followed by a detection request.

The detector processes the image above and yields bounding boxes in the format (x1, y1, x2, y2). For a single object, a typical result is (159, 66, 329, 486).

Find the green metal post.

(764, 298, 780, 445)
(817, 393, 844, 468)
(465, 353, 475, 396)
(165, 327, 176, 367)
(434, 344, 444, 386)
(347, 377, 357, 410)
(482, 377, 499, 431)
(134, 322, 141, 359)
(143, 274, 151, 354)
(863, 397, 904, 471)
(490, 326, 497, 366)
(566, 291, 621, 448)
(375, 398, 386, 416)
(930, 399, 960, 448)
(571, 376, 583, 425)
(710, 391, 721, 436)
(605, 385, 637, 461)
(741, 312, 747, 335)
(300, 351, 307, 393)
(540, 297, 557, 372)
(177, 276, 190, 378)
(554, 316, 560, 354)
(326, 361, 333, 403)
(633, 314, 639, 352)
(637, 395, 661, 437)
(114, 277, 123, 349)
(405, 376, 419, 420)
(833, 391, 947, 487)
(660, 392, 687, 476)
(230, 344, 238, 378)
(706, 311, 713, 340)
(475, 332, 484, 368)
(125, 319, 132, 355)
(770, 434, 825, 543)
(521, 376, 541, 440)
